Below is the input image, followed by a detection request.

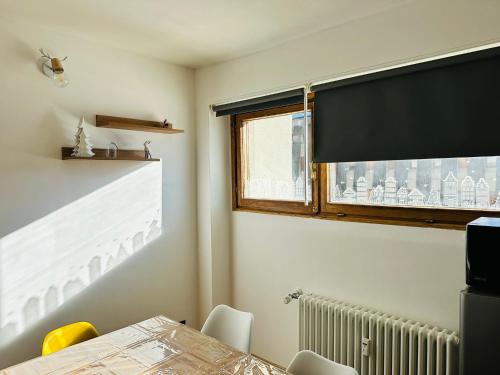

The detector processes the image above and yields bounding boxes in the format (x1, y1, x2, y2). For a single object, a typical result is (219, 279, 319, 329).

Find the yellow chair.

(42, 322, 99, 356)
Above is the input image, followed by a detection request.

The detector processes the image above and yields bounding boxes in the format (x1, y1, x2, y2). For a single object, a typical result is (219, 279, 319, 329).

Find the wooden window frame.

(317, 163, 499, 229)
(231, 103, 498, 230)
(232, 103, 318, 216)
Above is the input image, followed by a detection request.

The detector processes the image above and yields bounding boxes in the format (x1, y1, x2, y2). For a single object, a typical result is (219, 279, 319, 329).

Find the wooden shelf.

(96, 115, 184, 134)
(61, 147, 160, 161)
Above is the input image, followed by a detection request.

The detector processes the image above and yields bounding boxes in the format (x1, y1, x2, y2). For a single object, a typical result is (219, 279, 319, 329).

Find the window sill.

(232, 206, 473, 230)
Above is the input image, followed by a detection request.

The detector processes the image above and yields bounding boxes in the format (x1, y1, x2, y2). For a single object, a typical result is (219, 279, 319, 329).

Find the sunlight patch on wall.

(0, 163, 162, 345)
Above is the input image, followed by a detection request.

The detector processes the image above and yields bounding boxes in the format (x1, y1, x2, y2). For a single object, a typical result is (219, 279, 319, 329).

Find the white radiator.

(299, 294, 459, 375)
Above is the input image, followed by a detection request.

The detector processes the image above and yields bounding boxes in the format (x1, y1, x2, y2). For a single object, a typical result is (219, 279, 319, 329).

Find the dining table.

(1, 315, 289, 374)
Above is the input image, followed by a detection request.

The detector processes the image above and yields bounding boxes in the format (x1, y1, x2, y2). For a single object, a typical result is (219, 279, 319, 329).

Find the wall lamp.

(39, 48, 69, 88)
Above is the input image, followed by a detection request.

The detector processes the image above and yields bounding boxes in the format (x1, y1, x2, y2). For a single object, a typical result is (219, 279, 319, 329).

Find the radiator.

(299, 294, 459, 375)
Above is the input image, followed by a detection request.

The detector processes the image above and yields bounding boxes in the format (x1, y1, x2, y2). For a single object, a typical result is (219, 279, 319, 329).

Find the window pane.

(241, 110, 312, 201)
(328, 157, 500, 210)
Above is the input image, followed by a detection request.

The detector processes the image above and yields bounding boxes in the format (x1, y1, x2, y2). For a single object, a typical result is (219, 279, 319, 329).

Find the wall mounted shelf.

(61, 147, 160, 161)
(96, 115, 184, 134)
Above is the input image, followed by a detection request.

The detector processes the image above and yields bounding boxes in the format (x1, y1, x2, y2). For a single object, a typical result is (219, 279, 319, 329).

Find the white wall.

(196, 0, 500, 366)
(196, 112, 233, 322)
(0, 16, 198, 368)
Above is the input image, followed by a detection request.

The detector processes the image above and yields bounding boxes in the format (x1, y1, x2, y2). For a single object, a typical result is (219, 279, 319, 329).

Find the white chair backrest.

(201, 304, 254, 353)
(287, 350, 358, 375)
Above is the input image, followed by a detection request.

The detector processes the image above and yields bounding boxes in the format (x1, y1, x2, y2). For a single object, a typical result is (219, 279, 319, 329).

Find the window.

(231, 102, 500, 228)
(233, 104, 317, 215)
(327, 158, 500, 209)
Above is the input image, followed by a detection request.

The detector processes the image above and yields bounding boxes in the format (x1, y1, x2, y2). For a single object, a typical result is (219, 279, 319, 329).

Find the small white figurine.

(144, 140, 152, 159)
(71, 116, 94, 157)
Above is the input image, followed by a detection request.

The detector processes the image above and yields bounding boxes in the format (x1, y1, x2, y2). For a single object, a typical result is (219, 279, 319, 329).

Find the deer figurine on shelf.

(144, 140, 152, 159)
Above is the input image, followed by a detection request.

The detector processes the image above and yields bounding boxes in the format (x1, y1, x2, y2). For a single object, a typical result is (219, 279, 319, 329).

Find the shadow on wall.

(0, 162, 162, 347)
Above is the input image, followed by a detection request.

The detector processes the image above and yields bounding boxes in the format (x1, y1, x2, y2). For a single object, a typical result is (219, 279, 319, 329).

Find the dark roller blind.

(212, 88, 304, 117)
(312, 46, 500, 163)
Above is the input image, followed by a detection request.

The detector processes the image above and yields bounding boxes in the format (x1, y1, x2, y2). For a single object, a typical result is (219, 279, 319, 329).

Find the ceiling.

(0, 0, 409, 67)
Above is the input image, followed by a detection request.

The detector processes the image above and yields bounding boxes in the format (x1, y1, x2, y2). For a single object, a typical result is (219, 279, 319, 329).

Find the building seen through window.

(241, 110, 311, 201)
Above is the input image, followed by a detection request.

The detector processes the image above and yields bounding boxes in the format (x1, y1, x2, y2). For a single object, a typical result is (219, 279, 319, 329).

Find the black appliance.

(466, 217, 500, 292)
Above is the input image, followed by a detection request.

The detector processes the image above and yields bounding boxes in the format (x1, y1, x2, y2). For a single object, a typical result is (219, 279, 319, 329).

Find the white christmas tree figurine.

(71, 116, 94, 157)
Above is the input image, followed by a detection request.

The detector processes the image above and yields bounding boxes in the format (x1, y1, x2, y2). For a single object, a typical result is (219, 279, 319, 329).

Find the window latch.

(310, 162, 317, 181)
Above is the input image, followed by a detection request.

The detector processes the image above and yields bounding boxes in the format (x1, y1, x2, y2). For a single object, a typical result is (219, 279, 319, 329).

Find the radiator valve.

(362, 338, 371, 356)
(283, 288, 304, 304)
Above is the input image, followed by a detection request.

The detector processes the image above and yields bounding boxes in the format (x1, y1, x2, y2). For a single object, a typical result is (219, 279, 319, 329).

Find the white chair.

(287, 350, 358, 375)
(201, 304, 254, 353)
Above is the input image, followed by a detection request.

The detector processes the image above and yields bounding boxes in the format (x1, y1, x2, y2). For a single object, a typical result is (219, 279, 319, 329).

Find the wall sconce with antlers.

(39, 48, 69, 88)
